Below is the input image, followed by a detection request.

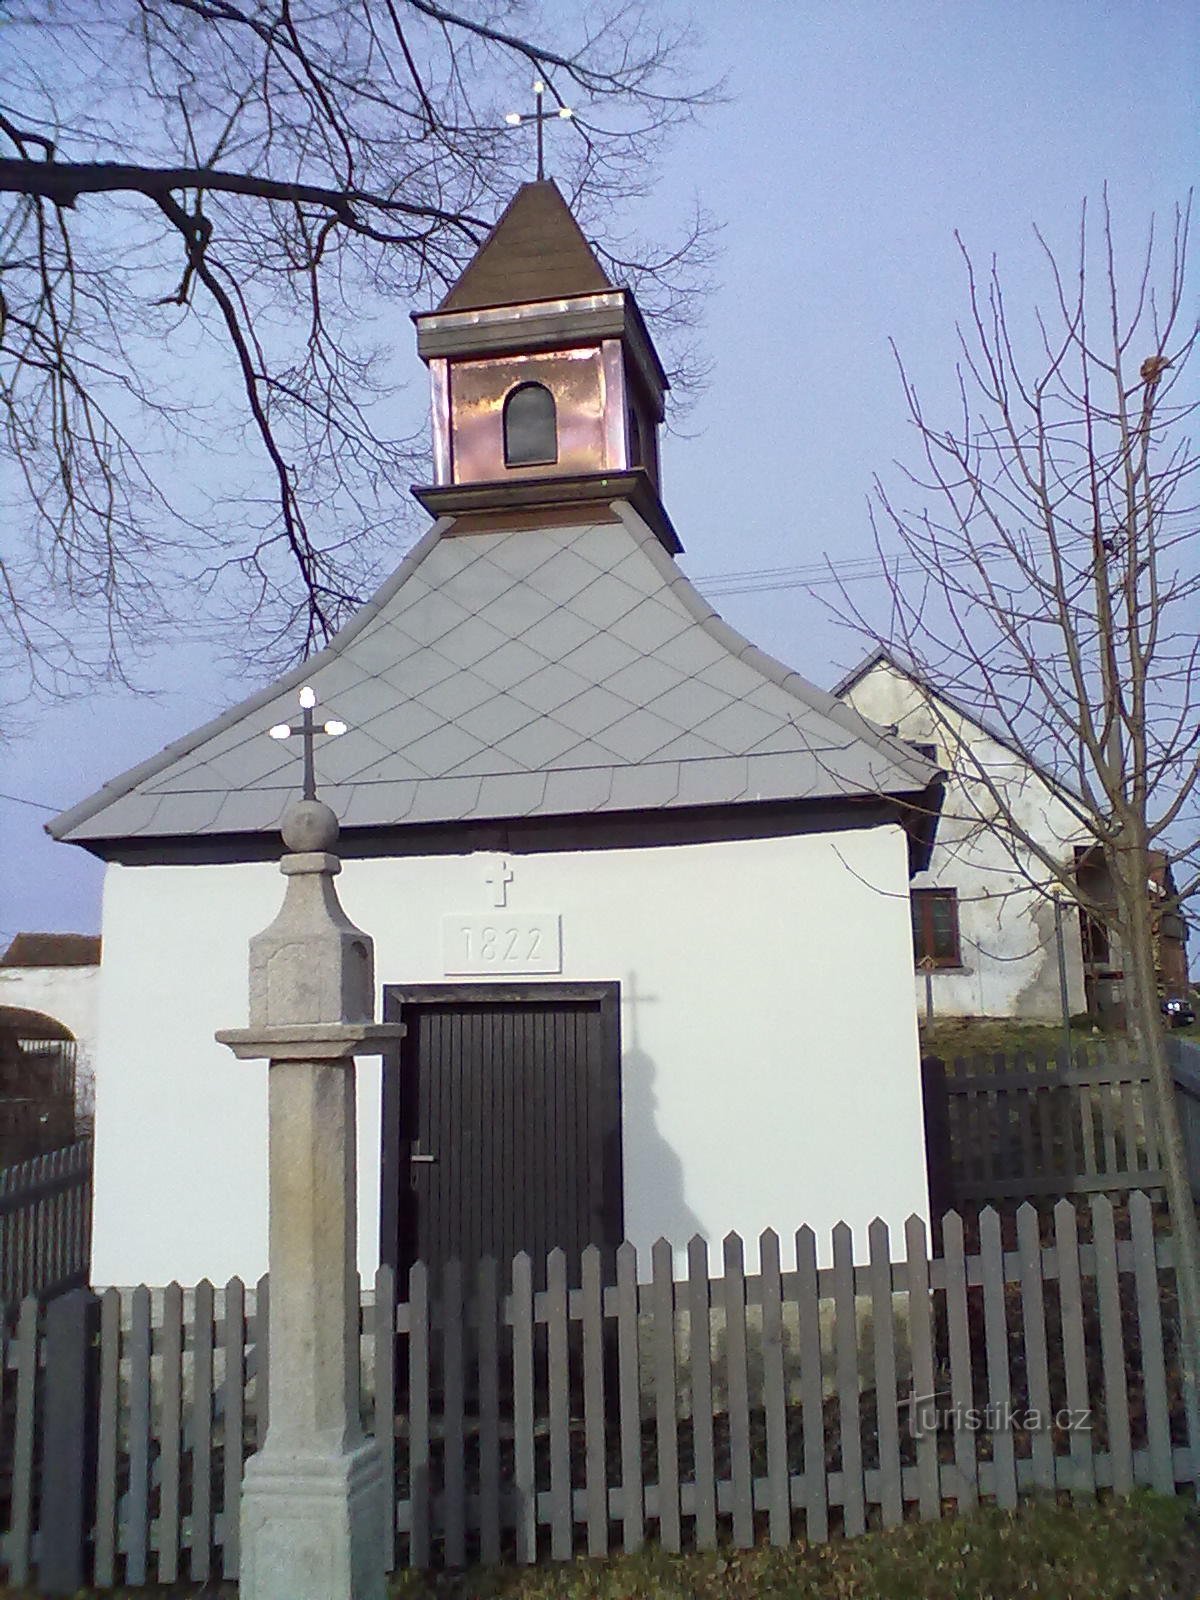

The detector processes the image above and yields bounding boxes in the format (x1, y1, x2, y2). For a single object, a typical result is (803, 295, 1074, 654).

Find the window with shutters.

(911, 887, 961, 968)
(503, 381, 558, 466)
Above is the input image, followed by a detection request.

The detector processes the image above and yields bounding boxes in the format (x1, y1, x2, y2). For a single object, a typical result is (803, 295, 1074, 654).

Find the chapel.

(51, 181, 942, 1288)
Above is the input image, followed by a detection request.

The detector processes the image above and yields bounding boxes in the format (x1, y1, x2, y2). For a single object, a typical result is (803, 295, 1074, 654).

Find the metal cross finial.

(504, 79, 574, 181)
(268, 685, 348, 801)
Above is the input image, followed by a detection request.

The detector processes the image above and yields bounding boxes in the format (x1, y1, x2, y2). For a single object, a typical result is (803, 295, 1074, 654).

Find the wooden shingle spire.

(438, 181, 612, 312)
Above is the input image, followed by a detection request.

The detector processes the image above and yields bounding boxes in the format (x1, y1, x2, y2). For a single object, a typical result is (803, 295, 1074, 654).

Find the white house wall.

(92, 825, 927, 1287)
(842, 664, 1088, 1020)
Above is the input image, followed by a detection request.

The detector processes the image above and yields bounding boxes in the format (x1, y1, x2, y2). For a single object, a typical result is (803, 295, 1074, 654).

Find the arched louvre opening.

(503, 382, 558, 467)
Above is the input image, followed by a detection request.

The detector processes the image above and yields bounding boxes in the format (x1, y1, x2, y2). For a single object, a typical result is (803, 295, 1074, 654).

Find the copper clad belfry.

(412, 180, 671, 543)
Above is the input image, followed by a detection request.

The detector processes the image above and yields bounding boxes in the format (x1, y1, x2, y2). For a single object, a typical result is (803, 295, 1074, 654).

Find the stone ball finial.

(281, 798, 340, 853)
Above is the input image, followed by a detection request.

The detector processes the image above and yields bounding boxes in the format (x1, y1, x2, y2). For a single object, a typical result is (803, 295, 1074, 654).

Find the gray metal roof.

(50, 505, 938, 846)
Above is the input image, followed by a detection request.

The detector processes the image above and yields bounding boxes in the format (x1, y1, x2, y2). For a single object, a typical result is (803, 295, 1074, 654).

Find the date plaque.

(442, 913, 563, 976)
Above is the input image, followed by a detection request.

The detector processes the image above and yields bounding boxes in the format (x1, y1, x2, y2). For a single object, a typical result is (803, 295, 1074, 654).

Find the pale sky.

(2, 0, 1196, 941)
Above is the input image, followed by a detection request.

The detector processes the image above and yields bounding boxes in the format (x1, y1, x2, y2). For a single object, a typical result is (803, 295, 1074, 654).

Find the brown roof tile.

(1, 933, 101, 968)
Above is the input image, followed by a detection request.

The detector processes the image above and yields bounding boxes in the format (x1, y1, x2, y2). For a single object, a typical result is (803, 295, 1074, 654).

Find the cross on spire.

(504, 79, 574, 181)
(268, 685, 348, 801)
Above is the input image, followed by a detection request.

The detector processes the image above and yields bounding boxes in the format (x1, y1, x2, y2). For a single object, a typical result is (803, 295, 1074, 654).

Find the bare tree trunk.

(1114, 844, 1200, 1412)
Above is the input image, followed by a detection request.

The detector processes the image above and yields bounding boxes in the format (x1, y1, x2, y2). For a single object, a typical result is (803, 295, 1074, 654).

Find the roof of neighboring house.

(0, 933, 101, 969)
(437, 181, 612, 313)
(48, 508, 939, 850)
(832, 645, 1086, 807)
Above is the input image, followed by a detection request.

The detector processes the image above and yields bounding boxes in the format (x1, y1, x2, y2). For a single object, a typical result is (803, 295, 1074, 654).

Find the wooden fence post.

(920, 1054, 954, 1235)
(38, 1287, 99, 1596)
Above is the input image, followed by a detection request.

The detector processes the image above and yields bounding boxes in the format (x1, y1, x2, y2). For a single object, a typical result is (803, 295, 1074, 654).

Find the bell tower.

(411, 181, 678, 550)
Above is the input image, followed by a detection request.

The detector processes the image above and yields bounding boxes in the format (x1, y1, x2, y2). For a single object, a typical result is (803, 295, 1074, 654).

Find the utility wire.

(689, 532, 1063, 597)
(0, 790, 58, 813)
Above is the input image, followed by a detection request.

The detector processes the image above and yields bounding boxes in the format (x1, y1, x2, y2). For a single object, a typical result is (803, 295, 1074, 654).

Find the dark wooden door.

(381, 984, 622, 1287)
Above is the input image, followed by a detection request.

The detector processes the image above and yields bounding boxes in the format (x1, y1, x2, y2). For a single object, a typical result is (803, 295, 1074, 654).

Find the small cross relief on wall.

(441, 855, 562, 975)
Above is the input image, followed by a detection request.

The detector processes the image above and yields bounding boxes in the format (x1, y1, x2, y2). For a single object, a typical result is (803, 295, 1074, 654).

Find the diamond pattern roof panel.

(508, 663, 593, 716)
(50, 507, 941, 847)
(455, 693, 539, 744)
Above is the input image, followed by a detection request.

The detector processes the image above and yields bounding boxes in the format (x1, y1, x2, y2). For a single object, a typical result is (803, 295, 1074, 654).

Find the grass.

(919, 1016, 1075, 1060)
(918, 1013, 1200, 1061)
(2, 1495, 1197, 1599)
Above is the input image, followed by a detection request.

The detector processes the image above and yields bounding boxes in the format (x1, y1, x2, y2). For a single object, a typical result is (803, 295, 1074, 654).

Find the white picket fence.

(0, 1194, 1195, 1587)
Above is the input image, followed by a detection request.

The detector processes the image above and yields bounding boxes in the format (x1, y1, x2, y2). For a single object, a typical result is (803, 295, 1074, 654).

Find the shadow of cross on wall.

(620, 970, 702, 1251)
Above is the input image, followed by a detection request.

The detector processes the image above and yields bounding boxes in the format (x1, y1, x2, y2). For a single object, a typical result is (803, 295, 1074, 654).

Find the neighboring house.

(1073, 845, 1192, 1020)
(0, 932, 100, 1162)
(834, 649, 1091, 1022)
(49, 181, 942, 1289)
(834, 648, 1192, 1024)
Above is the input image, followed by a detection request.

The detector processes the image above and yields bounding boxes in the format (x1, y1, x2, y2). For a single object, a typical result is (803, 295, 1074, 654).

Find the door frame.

(379, 982, 623, 1278)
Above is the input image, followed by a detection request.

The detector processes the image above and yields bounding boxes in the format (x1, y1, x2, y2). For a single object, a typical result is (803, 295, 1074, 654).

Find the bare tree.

(841, 193, 1200, 1387)
(0, 1, 717, 697)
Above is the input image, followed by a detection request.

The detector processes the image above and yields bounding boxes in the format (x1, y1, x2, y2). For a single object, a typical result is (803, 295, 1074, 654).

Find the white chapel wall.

(841, 663, 1088, 1020)
(92, 824, 926, 1287)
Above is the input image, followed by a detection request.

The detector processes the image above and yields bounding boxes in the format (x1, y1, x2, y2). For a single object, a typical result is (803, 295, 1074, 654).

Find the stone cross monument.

(217, 687, 404, 1600)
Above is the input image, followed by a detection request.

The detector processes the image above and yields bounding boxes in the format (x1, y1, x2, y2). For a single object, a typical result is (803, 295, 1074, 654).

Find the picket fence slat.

(980, 1208, 1018, 1510)
(123, 1286, 151, 1584)
(442, 1259, 466, 1567)
(192, 1279, 215, 1582)
(651, 1237, 680, 1553)
(943, 1209, 978, 1510)
(372, 1266, 396, 1572)
(222, 1277, 245, 1582)
(759, 1228, 790, 1545)
(93, 1288, 120, 1585)
(722, 1232, 754, 1548)
(476, 1255, 501, 1566)
(580, 1245, 607, 1558)
(158, 1282, 183, 1582)
(547, 1248, 572, 1561)
(1107, 1081, 1126, 1171)
(867, 1219, 902, 1528)
(1055, 1199, 1095, 1496)
(254, 1273, 269, 1452)
(686, 1235, 717, 1551)
(511, 1251, 536, 1565)
(406, 1261, 430, 1570)
(794, 1224, 828, 1541)
(1120, 1084, 1140, 1176)
(9, 1297, 38, 1586)
(1129, 1191, 1173, 1492)
(616, 1240, 642, 1554)
(904, 1215, 940, 1521)
(832, 1221, 865, 1536)
(1091, 1197, 1132, 1493)
(1015, 1204, 1054, 1493)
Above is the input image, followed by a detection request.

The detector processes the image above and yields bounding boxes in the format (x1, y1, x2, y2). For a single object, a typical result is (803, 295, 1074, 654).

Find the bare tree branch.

(0, 0, 720, 690)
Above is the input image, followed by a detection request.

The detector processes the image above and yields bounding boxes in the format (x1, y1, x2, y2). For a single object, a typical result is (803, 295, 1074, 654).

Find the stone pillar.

(217, 799, 404, 1600)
